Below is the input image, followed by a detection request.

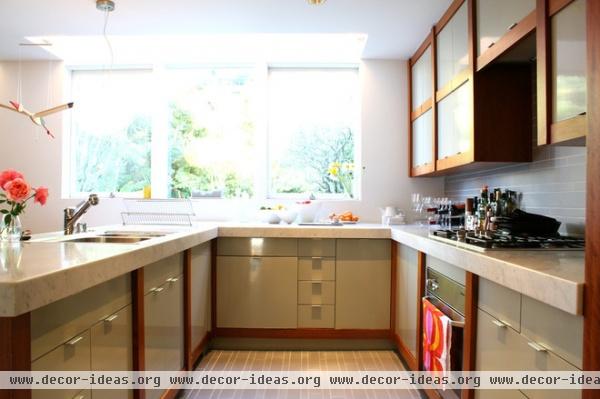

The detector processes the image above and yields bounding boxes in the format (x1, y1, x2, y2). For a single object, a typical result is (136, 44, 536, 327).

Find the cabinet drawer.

(298, 239, 335, 257)
(478, 278, 521, 332)
(521, 344, 581, 399)
(298, 257, 335, 281)
(90, 305, 133, 399)
(145, 277, 184, 373)
(32, 330, 91, 399)
(298, 281, 335, 305)
(31, 274, 131, 361)
(298, 305, 334, 328)
(217, 237, 297, 256)
(476, 309, 532, 371)
(521, 295, 583, 369)
(144, 253, 183, 294)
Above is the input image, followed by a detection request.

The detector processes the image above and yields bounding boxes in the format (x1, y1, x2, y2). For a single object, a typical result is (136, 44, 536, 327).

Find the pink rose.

(34, 186, 49, 206)
(0, 169, 24, 190)
(5, 178, 30, 202)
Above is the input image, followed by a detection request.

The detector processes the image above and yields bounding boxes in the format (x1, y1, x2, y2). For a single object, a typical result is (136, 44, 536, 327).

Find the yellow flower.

(328, 164, 340, 176)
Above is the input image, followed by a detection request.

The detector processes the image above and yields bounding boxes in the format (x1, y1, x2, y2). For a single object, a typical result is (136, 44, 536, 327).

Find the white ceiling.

(0, 0, 450, 61)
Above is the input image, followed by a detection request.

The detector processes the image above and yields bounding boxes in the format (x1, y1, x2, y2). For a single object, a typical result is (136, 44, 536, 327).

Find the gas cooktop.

(429, 229, 585, 252)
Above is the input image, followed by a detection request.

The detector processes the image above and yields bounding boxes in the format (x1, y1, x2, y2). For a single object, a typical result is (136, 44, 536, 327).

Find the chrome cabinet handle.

(104, 314, 118, 323)
(150, 287, 164, 294)
(166, 277, 179, 283)
(491, 319, 509, 328)
(487, 42, 495, 49)
(66, 336, 84, 346)
(426, 278, 439, 291)
(507, 22, 518, 31)
(528, 342, 548, 352)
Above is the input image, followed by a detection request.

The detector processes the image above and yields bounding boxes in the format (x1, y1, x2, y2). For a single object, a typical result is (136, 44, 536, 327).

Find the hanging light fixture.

(307, 0, 327, 5)
(96, 0, 115, 12)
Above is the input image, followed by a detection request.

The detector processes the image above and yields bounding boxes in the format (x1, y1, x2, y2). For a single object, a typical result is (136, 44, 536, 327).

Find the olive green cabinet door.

(144, 277, 184, 399)
(216, 256, 298, 328)
(90, 305, 133, 399)
(191, 242, 212, 350)
(395, 243, 418, 359)
(335, 239, 391, 329)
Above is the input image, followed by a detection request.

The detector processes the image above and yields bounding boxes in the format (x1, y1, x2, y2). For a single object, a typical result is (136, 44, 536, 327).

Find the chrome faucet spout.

(64, 194, 99, 235)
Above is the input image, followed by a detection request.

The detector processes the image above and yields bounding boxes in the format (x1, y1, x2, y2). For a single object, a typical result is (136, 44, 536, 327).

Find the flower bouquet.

(0, 169, 48, 242)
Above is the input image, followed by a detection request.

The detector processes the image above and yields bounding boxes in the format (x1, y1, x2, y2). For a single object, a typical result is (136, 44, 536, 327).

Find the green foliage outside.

(75, 116, 151, 193)
(271, 126, 355, 196)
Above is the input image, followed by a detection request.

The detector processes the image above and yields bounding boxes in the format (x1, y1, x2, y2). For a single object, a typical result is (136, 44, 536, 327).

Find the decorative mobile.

(0, 41, 74, 138)
(0, 101, 73, 138)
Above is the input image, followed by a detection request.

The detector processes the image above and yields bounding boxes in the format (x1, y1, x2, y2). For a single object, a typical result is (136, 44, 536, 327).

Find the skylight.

(24, 34, 368, 66)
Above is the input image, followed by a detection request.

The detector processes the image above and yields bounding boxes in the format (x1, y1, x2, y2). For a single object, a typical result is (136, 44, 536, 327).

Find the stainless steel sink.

(62, 236, 152, 244)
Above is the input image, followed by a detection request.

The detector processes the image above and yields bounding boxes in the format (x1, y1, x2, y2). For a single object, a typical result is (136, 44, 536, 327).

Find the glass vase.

(0, 215, 22, 242)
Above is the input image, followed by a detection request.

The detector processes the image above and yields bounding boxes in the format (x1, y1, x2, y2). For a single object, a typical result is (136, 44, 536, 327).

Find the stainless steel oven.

(424, 267, 466, 397)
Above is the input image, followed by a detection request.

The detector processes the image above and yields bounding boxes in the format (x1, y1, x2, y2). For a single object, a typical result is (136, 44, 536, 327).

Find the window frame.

(64, 63, 361, 201)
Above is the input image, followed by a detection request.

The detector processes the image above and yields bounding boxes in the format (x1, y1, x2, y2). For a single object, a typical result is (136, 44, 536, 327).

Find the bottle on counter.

(478, 186, 489, 231)
(465, 198, 475, 231)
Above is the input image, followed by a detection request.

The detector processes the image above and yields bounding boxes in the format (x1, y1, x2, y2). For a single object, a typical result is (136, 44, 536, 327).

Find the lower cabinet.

(216, 256, 298, 328)
(31, 331, 91, 399)
(190, 242, 212, 352)
(30, 274, 132, 399)
(144, 275, 184, 399)
(395, 243, 419, 360)
(335, 239, 391, 329)
(476, 277, 582, 399)
(90, 305, 134, 399)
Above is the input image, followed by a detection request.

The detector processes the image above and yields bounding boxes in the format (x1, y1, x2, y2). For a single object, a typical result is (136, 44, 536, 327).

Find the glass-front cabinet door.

(411, 47, 432, 110)
(411, 109, 433, 169)
(551, 0, 586, 124)
(437, 81, 471, 161)
(436, 2, 469, 90)
(410, 40, 434, 175)
(476, 0, 535, 57)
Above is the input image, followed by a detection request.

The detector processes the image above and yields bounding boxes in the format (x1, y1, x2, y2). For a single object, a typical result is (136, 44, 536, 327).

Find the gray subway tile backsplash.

(445, 146, 586, 236)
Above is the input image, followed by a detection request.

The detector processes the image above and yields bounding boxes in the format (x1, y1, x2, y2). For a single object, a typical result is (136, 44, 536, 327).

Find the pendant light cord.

(103, 9, 114, 71)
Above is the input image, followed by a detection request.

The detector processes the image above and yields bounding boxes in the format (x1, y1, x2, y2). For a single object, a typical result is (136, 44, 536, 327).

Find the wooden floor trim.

(214, 328, 392, 340)
(189, 332, 211, 370)
(393, 333, 417, 371)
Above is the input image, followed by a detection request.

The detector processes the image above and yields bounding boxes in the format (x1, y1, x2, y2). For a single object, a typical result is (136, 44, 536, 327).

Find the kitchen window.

(66, 65, 359, 200)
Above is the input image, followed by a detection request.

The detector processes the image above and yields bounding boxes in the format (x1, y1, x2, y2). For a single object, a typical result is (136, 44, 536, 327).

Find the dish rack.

(121, 199, 195, 226)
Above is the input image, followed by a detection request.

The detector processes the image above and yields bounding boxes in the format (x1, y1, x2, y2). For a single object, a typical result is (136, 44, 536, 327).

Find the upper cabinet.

(411, 47, 433, 110)
(408, 34, 435, 176)
(408, 0, 533, 177)
(476, 0, 536, 64)
(536, 0, 587, 145)
(436, 2, 469, 90)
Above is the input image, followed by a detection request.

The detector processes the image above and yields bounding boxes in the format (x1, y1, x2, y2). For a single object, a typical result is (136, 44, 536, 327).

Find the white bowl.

(258, 210, 281, 224)
(295, 201, 322, 223)
(278, 210, 298, 224)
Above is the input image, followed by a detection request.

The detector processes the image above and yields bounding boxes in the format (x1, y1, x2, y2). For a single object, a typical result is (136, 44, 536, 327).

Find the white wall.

(0, 59, 443, 233)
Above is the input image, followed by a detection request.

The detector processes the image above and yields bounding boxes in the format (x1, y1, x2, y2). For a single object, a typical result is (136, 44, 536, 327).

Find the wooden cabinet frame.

(409, 0, 537, 177)
(537, 0, 588, 145)
(408, 32, 436, 176)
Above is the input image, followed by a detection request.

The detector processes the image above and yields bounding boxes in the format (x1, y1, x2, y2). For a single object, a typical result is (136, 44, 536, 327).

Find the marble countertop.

(391, 225, 584, 315)
(0, 222, 584, 317)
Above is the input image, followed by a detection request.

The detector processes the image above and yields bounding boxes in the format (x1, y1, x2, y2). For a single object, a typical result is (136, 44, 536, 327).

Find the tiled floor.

(179, 350, 422, 399)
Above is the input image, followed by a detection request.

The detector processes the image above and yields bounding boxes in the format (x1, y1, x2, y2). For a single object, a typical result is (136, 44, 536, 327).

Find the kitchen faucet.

(64, 194, 100, 235)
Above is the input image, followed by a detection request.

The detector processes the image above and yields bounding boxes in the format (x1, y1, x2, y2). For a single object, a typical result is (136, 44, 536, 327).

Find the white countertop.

(0, 222, 585, 317)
